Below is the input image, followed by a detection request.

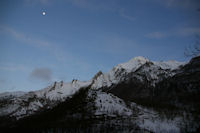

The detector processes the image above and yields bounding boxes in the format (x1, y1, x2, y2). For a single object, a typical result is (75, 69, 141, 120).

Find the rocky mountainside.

(0, 56, 199, 133)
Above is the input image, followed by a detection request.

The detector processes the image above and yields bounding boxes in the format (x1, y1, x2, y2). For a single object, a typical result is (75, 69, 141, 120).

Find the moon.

(42, 11, 46, 16)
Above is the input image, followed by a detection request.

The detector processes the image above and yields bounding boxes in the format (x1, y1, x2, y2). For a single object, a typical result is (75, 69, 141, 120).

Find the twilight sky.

(0, 0, 200, 92)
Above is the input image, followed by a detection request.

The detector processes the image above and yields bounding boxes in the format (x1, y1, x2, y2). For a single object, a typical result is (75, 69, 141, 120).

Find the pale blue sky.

(0, 0, 200, 92)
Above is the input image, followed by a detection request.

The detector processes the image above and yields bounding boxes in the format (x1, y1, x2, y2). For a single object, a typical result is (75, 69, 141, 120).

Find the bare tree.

(184, 35, 200, 57)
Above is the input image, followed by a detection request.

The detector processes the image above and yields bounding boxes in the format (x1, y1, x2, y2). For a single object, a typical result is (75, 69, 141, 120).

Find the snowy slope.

(0, 80, 91, 119)
(92, 91, 132, 116)
(35, 80, 91, 101)
(153, 60, 186, 70)
(0, 91, 27, 100)
(131, 103, 181, 133)
(88, 89, 183, 133)
(91, 90, 186, 133)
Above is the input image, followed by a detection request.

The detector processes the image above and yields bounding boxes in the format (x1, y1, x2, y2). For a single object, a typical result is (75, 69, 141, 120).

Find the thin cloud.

(68, 0, 95, 9)
(119, 9, 136, 21)
(0, 25, 67, 62)
(24, 0, 53, 6)
(0, 78, 7, 85)
(30, 67, 52, 82)
(154, 0, 200, 10)
(99, 35, 137, 55)
(39, 0, 51, 4)
(145, 32, 167, 39)
(0, 25, 50, 48)
(145, 27, 200, 39)
(177, 27, 200, 36)
(67, 0, 135, 21)
(67, 0, 119, 11)
(0, 25, 92, 74)
(0, 63, 28, 72)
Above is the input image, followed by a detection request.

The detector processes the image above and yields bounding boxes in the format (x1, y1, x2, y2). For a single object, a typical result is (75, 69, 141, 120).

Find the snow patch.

(35, 80, 91, 101)
(153, 60, 185, 70)
(94, 91, 132, 116)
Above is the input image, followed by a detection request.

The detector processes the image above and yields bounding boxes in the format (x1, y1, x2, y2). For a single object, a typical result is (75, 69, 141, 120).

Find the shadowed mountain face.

(107, 56, 200, 111)
(154, 56, 200, 109)
(0, 56, 200, 133)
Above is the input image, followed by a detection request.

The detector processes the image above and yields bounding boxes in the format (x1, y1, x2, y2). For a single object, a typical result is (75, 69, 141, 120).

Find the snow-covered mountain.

(91, 56, 185, 89)
(0, 56, 184, 119)
(0, 56, 199, 133)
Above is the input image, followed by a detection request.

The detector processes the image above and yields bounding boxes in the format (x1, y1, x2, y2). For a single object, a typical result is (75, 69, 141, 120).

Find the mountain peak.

(116, 56, 149, 72)
(130, 56, 149, 62)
